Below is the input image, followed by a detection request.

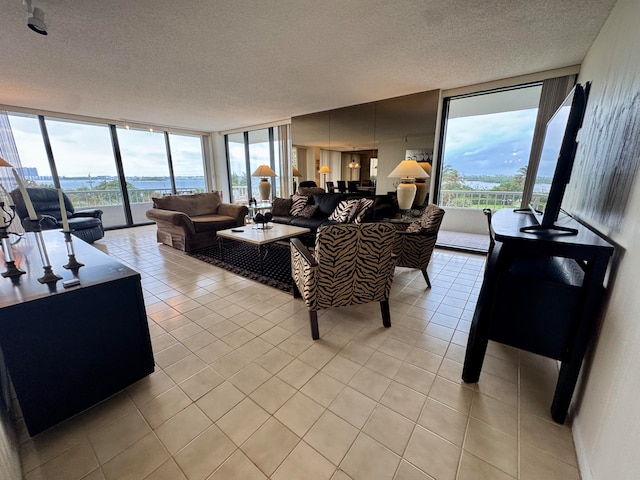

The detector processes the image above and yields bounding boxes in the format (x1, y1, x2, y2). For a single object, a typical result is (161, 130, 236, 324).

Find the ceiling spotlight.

(28, 7, 47, 34)
(23, 0, 48, 35)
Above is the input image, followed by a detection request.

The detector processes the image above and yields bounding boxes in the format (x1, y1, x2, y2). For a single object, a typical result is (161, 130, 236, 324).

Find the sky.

(7, 114, 204, 178)
(442, 108, 539, 177)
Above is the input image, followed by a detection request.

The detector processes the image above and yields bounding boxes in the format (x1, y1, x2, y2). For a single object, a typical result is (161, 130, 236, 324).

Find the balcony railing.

(440, 190, 546, 210)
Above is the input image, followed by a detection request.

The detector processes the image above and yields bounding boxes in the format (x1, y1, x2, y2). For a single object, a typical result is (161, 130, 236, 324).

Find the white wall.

(563, 0, 640, 478)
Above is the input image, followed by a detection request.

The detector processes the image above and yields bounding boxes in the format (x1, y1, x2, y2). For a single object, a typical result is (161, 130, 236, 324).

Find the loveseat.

(145, 191, 248, 252)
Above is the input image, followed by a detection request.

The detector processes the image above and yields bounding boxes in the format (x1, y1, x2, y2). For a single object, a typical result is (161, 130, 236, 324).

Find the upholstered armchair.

(290, 223, 397, 340)
(11, 187, 104, 244)
(393, 203, 445, 287)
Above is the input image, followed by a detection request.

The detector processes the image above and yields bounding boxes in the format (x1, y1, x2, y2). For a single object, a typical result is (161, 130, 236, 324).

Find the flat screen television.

(521, 83, 588, 235)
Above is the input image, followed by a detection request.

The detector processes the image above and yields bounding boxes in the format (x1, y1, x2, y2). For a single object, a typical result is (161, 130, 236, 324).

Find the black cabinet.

(0, 231, 154, 436)
(463, 209, 614, 423)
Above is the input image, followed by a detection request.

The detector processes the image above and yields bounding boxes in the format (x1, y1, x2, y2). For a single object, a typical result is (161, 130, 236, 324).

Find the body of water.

(35, 177, 205, 191)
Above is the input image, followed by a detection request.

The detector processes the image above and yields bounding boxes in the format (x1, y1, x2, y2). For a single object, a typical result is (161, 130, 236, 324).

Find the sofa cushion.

(311, 193, 344, 217)
(290, 195, 308, 216)
(328, 199, 360, 223)
(152, 192, 222, 217)
(272, 197, 292, 216)
(298, 204, 319, 219)
(190, 215, 237, 233)
(290, 216, 327, 230)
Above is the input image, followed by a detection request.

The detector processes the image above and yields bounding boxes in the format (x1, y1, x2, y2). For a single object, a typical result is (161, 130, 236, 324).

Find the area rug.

(188, 240, 293, 293)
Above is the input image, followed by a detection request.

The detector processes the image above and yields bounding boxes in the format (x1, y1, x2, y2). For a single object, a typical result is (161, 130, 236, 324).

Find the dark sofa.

(270, 193, 398, 242)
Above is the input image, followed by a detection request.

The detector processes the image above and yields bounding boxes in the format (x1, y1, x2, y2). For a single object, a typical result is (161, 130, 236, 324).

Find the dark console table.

(0, 231, 154, 436)
(462, 209, 614, 423)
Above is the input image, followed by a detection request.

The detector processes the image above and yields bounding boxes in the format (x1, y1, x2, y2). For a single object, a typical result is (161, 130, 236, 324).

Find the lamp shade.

(318, 165, 331, 174)
(387, 160, 429, 179)
(0, 157, 13, 168)
(292, 166, 302, 177)
(251, 165, 277, 178)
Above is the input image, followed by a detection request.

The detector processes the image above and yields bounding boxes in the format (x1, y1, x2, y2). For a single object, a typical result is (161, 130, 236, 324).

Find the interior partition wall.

(3, 111, 207, 229)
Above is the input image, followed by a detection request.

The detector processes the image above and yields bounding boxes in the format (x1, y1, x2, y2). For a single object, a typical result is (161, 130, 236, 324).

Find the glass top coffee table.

(216, 224, 311, 274)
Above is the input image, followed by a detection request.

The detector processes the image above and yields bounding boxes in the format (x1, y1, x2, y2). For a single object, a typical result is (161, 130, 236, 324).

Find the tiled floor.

(15, 225, 581, 480)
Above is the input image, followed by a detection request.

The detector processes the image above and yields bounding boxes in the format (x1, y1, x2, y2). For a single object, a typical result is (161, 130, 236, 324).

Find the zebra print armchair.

(393, 203, 445, 288)
(290, 223, 397, 340)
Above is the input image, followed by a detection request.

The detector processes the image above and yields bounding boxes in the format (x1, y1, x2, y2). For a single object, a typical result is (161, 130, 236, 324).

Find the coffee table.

(216, 224, 311, 274)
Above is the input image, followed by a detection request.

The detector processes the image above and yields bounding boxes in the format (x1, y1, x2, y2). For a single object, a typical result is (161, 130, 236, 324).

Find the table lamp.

(387, 159, 429, 210)
(292, 166, 302, 193)
(251, 165, 277, 201)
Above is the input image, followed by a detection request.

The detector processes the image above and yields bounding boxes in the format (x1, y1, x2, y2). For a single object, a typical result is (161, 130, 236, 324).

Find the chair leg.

(421, 269, 432, 288)
(309, 310, 319, 340)
(380, 300, 391, 328)
(293, 282, 301, 298)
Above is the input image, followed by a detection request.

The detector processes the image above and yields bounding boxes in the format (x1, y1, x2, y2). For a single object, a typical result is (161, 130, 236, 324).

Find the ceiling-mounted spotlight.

(23, 0, 48, 35)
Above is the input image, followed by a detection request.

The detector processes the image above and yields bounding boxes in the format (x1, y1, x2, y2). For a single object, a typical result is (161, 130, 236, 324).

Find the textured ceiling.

(0, 0, 616, 132)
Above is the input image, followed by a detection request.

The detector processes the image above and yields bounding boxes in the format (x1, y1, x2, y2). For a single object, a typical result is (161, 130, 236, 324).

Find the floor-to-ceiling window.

(226, 126, 288, 204)
(438, 84, 543, 210)
(6, 111, 208, 229)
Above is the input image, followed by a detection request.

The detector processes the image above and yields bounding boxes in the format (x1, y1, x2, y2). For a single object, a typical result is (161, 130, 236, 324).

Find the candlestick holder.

(1, 201, 16, 228)
(1, 226, 25, 278)
(29, 220, 62, 285)
(62, 231, 84, 270)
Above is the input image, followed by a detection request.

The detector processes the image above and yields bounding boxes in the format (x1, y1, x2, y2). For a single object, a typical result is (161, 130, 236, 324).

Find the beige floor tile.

(339, 341, 376, 365)
(277, 358, 318, 389)
(145, 459, 187, 480)
(170, 322, 205, 342)
(413, 334, 449, 356)
(304, 411, 359, 465)
(348, 367, 392, 401)
(245, 318, 275, 336)
(520, 442, 580, 480)
(331, 470, 354, 480)
(379, 381, 426, 422)
(208, 449, 267, 479)
(154, 343, 191, 369)
(393, 460, 435, 479)
(258, 347, 295, 374)
(464, 417, 517, 477)
(211, 350, 252, 377)
(364, 351, 404, 379)
(418, 398, 467, 446)
(195, 339, 233, 364)
(222, 327, 257, 348)
(260, 325, 294, 346)
(481, 353, 519, 384)
(329, 387, 377, 429)
(340, 433, 401, 480)
(164, 354, 207, 384)
(474, 371, 518, 406)
(393, 363, 436, 395)
(301, 371, 346, 408)
(457, 451, 516, 480)
(520, 412, 577, 466)
(139, 386, 192, 429)
(428, 376, 474, 413)
(363, 405, 414, 455)
(272, 441, 336, 480)
(101, 433, 169, 480)
(322, 355, 362, 384)
(24, 441, 98, 480)
(299, 343, 338, 369)
(275, 391, 325, 437)
(217, 398, 270, 446)
(80, 391, 137, 434)
(250, 376, 297, 414)
(196, 381, 245, 421)
(406, 347, 443, 374)
(127, 370, 176, 408)
(378, 338, 413, 361)
(279, 333, 315, 356)
(173, 425, 236, 480)
(155, 404, 211, 454)
(179, 366, 225, 400)
(229, 363, 272, 394)
(80, 469, 107, 480)
(88, 409, 151, 464)
(470, 391, 518, 437)
(241, 417, 300, 476)
(404, 425, 460, 480)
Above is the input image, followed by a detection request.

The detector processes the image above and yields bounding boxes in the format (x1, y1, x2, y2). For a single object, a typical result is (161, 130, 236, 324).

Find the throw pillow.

(290, 194, 309, 216)
(328, 199, 360, 223)
(271, 197, 292, 216)
(405, 220, 422, 233)
(297, 204, 319, 219)
(353, 198, 374, 224)
(419, 204, 445, 234)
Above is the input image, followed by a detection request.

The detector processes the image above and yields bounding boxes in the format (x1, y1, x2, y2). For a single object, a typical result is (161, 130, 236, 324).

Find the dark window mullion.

(109, 124, 133, 225)
(165, 132, 177, 194)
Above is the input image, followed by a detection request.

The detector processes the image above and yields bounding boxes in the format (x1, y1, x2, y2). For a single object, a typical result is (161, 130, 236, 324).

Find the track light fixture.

(23, 0, 48, 35)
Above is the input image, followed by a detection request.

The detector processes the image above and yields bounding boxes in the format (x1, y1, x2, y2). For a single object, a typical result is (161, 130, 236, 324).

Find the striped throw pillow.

(290, 194, 309, 216)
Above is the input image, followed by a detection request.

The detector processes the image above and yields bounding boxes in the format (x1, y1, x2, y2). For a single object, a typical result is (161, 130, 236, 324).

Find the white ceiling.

(0, 0, 616, 133)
